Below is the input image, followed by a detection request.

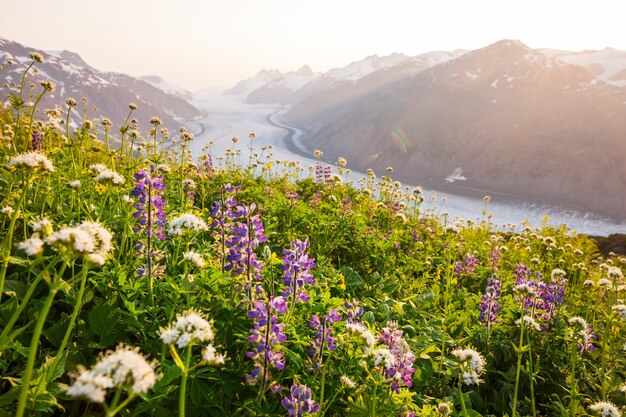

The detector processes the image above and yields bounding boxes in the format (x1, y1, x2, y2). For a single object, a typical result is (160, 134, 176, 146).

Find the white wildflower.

(159, 310, 214, 349)
(8, 152, 55, 172)
(589, 401, 621, 417)
(89, 164, 107, 173)
(2, 206, 14, 216)
(94, 168, 125, 185)
(31, 217, 53, 236)
(372, 348, 395, 369)
(514, 283, 535, 296)
(66, 345, 157, 403)
(183, 251, 205, 269)
(608, 267, 623, 279)
(613, 305, 626, 320)
(69, 180, 81, 189)
(583, 280, 595, 287)
(340, 375, 356, 389)
(202, 344, 226, 365)
(452, 348, 486, 385)
(17, 235, 44, 257)
(45, 221, 112, 264)
(568, 316, 587, 328)
(345, 322, 376, 354)
(516, 316, 542, 331)
(598, 278, 612, 287)
(551, 269, 566, 279)
(167, 213, 208, 236)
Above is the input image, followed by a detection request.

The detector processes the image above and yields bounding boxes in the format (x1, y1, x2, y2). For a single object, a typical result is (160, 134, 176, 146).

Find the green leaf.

(43, 313, 70, 348)
(88, 301, 119, 340)
(2, 279, 27, 299)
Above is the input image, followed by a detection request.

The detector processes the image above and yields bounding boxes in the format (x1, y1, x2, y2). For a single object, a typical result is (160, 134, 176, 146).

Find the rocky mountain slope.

(283, 40, 626, 221)
(0, 38, 203, 128)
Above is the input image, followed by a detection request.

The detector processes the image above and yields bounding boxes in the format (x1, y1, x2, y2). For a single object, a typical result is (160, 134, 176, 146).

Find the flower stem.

(569, 338, 578, 417)
(458, 378, 469, 417)
(179, 344, 192, 417)
(46, 264, 90, 382)
(0, 178, 29, 303)
(15, 282, 58, 417)
(512, 310, 526, 417)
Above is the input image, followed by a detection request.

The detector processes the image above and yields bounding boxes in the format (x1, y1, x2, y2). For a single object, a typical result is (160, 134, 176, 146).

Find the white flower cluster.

(513, 283, 535, 296)
(167, 213, 208, 236)
(183, 251, 205, 269)
(17, 235, 44, 257)
(202, 344, 227, 366)
(452, 348, 485, 386)
(345, 322, 376, 354)
(45, 220, 113, 266)
(608, 266, 624, 279)
(599, 278, 612, 287)
(551, 268, 566, 279)
(589, 401, 622, 417)
(371, 348, 395, 369)
(568, 316, 587, 327)
(613, 305, 626, 320)
(160, 310, 226, 365)
(8, 152, 55, 173)
(90, 164, 124, 185)
(159, 310, 214, 349)
(66, 345, 158, 403)
(31, 217, 53, 235)
(340, 375, 356, 389)
(516, 316, 542, 332)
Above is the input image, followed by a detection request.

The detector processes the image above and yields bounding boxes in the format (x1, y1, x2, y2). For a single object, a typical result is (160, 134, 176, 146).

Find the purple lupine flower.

(281, 384, 320, 416)
(281, 238, 316, 303)
(245, 296, 287, 385)
(378, 321, 416, 393)
(489, 247, 501, 269)
(209, 184, 239, 272)
(31, 130, 44, 151)
(286, 190, 299, 205)
(309, 308, 342, 367)
(479, 275, 501, 325)
(225, 203, 267, 285)
(513, 264, 531, 282)
(344, 300, 364, 324)
(131, 166, 167, 240)
(515, 265, 567, 323)
(131, 166, 167, 280)
(454, 253, 480, 276)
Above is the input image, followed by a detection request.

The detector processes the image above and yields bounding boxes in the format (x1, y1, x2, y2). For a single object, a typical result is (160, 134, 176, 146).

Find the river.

(186, 89, 626, 236)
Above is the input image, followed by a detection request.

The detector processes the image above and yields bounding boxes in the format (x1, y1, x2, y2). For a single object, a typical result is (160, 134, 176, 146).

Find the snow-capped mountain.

(0, 38, 203, 128)
(540, 47, 626, 87)
(284, 39, 626, 221)
(223, 65, 320, 103)
(140, 75, 193, 101)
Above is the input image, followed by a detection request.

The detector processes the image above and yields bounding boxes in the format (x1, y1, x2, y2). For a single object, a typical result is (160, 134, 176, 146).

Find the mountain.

(139, 75, 193, 101)
(223, 65, 320, 103)
(284, 40, 626, 221)
(0, 38, 203, 128)
(540, 47, 626, 87)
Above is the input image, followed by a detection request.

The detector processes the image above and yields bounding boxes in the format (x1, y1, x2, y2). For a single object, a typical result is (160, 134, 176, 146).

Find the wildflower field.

(2, 54, 626, 417)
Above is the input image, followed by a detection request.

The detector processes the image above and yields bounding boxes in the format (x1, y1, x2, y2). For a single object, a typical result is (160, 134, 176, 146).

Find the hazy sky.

(1, 0, 624, 91)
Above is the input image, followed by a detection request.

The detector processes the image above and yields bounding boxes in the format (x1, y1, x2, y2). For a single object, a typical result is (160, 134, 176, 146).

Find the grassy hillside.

(1, 54, 625, 417)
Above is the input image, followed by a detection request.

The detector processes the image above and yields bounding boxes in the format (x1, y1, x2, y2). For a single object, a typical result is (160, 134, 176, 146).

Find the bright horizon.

(1, 0, 624, 91)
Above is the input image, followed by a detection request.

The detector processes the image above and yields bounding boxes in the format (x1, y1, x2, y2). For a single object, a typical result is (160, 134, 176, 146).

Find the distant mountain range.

(0, 38, 203, 128)
(230, 40, 626, 221)
(2, 37, 625, 221)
